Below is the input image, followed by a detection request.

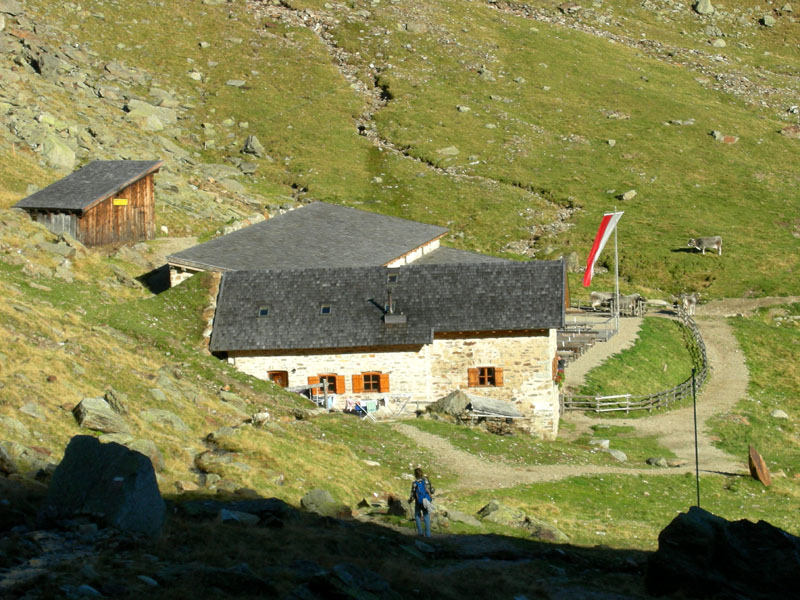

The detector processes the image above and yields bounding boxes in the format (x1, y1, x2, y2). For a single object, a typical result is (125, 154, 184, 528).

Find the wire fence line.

(561, 307, 708, 414)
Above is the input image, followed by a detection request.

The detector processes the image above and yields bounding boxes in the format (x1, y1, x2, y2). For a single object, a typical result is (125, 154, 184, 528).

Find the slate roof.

(412, 246, 510, 265)
(167, 202, 449, 272)
(14, 160, 163, 213)
(209, 260, 565, 352)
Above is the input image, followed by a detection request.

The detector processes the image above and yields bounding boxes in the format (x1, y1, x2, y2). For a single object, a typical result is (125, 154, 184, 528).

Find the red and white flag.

(583, 211, 623, 287)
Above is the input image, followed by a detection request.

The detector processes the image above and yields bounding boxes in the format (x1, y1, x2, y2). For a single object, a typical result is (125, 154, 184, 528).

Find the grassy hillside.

(2, 0, 797, 297)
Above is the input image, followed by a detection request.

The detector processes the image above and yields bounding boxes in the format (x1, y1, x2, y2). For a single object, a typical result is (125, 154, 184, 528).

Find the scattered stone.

(761, 14, 777, 26)
(0, 1, 24, 16)
(0, 416, 30, 438)
(129, 439, 166, 472)
(41, 135, 76, 171)
(711, 130, 738, 144)
(711, 39, 726, 48)
(73, 397, 131, 434)
(19, 402, 47, 421)
(528, 516, 569, 542)
(141, 409, 189, 432)
(694, 0, 714, 15)
(226, 80, 246, 87)
(104, 387, 129, 415)
(646, 506, 800, 598)
(646, 457, 669, 467)
(241, 134, 266, 158)
(607, 139, 616, 147)
(0, 440, 52, 475)
(770, 409, 789, 419)
(220, 390, 249, 413)
(437, 146, 459, 156)
(559, 2, 582, 15)
(607, 449, 628, 462)
(456, 105, 470, 112)
(445, 508, 482, 527)
(477, 500, 527, 527)
(748, 445, 771, 486)
(300, 489, 351, 518)
(565, 251, 581, 273)
(194, 450, 250, 476)
(42, 435, 165, 537)
(188, 70, 203, 81)
(175, 480, 199, 493)
(619, 189, 637, 201)
(218, 508, 260, 526)
(137, 575, 159, 587)
(779, 125, 800, 139)
(405, 21, 428, 34)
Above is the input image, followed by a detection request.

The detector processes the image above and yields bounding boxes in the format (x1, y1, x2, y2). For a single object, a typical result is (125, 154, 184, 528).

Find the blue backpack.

(414, 479, 432, 505)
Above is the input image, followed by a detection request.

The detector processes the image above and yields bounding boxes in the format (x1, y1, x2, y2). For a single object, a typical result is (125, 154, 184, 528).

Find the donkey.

(590, 291, 614, 310)
(688, 236, 722, 255)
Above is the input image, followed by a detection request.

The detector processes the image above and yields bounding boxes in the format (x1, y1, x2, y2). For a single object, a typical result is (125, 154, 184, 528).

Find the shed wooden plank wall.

(32, 211, 78, 238)
(78, 174, 155, 246)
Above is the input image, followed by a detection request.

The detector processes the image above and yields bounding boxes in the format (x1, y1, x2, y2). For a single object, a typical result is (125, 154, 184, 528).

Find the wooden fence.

(561, 307, 708, 414)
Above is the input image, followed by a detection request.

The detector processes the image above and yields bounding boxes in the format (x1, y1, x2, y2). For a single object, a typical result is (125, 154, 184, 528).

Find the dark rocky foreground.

(2, 437, 798, 599)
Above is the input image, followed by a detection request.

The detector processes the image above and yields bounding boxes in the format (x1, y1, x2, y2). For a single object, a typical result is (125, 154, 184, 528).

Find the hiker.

(409, 467, 435, 537)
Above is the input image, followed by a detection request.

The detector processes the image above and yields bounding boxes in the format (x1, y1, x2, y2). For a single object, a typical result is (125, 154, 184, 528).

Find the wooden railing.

(561, 307, 708, 414)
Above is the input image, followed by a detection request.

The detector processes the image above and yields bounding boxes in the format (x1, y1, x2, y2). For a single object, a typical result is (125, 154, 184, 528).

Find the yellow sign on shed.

(112, 198, 128, 206)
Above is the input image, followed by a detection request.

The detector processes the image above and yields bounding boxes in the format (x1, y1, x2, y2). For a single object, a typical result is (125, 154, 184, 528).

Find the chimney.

(383, 288, 406, 324)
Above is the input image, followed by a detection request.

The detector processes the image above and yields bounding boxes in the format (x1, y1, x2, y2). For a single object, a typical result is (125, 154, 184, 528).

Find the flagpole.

(614, 206, 620, 334)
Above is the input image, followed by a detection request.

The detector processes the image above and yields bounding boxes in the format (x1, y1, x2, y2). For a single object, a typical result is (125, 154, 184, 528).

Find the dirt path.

(563, 316, 747, 476)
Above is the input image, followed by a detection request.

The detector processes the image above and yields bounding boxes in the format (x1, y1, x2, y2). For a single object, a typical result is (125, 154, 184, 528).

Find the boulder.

(128, 439, 166, 472)
(646, 507, 800, 599)
(0, 440, 53, 475)
(770, 409, 789, 419)
(694, 0, 714, 14)
(194, 450, 250, 476)
(528, 516, 569, 542)
(73, 397, 131, 434)
(41, 436, 165, 537)
(477, 500, 527, 527)
(445, 508, 482, 527)
(0, 1, 24, 16)
(748, 445, 771, 486)
(607, 449, 628, 462)
(300, 489, 351, 518)
(241, 134, 265, 158)
(141, 409, 188, 431)
(41, 135, 75, 171)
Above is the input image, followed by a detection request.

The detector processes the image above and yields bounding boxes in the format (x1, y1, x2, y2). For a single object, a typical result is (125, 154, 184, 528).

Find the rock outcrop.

(41, 435, 165, 537)
(646, 506, 800, 598)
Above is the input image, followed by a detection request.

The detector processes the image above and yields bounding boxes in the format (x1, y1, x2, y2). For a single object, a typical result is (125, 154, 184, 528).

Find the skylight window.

(258, 306, 270, 317)
(320, 304, 332, 315)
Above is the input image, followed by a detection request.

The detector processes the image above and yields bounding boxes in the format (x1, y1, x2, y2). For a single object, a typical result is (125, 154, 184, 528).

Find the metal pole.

(614, 206, 620, 334)
(692, 367, 700, 507)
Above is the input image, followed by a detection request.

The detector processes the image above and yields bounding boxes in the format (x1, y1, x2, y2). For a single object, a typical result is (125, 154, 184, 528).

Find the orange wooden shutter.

(335, 375, 345, 394)
(308, 375, 320, 396)
(468, 368, 479, 387)
(379, 373, 390, 393)
(552, 356, 559, 380)
(494, 367, 504, 387)
(352, 374, 364, 394)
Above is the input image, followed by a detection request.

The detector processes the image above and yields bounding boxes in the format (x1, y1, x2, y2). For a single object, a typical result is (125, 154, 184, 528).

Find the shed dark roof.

(14, 160, 163, 213)
(167, 202, 449, 272)
(209, 260, 565, 352)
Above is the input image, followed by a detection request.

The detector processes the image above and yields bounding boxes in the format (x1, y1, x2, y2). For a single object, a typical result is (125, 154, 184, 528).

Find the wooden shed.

(14, 160, 163, 246)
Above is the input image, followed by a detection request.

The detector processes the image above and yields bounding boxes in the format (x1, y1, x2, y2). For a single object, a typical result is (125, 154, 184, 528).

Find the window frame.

(258, 305, 270, 317)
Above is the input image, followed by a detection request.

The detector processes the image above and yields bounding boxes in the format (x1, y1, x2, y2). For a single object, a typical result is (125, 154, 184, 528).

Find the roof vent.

(384, 313, 407, 325)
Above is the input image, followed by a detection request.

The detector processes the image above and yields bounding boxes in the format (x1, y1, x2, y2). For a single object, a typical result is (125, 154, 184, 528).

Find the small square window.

(387, 273, 398, 284)
(320, 304, 332, 315)
(258, 306, 270, 317)
(363, 373, 380, 392)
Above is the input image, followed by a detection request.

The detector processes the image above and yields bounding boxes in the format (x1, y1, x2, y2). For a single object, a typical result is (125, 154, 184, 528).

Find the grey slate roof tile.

(14, 160, 163, 213)
(412, 246, 510, 265)
(209, 260, 565, 352)
(167, 202, 449, 272)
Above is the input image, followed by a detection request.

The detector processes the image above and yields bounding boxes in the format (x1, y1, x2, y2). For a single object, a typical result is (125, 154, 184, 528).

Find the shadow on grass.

(1, 476, 658, 599)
